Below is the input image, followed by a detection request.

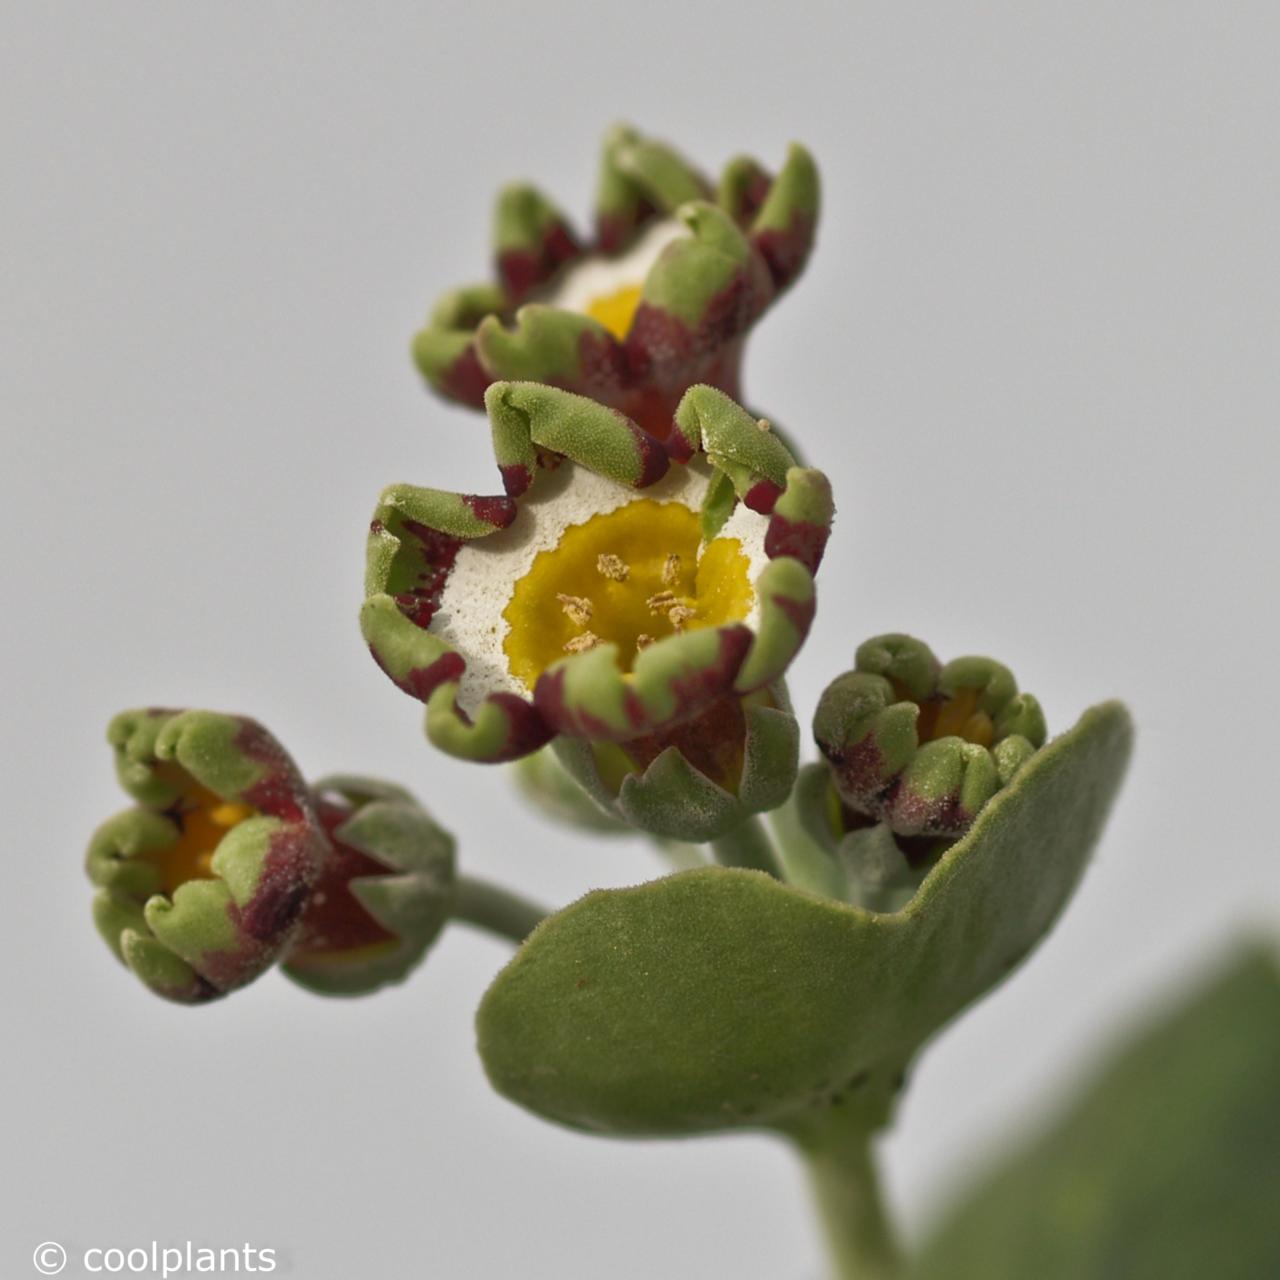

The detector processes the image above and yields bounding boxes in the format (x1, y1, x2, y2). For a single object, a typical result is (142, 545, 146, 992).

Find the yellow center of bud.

(145, 765, 257, 895)
(585, 282, 644, 340)
(502, 499, 754, 691)
(915, 687, 995, 748)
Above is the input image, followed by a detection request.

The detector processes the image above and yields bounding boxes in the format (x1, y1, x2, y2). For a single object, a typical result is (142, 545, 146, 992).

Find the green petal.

(477, 702, 1131, 1135)
(476, 305, 614, 384)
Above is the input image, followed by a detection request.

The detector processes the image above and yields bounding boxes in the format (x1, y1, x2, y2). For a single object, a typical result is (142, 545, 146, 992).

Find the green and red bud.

(815, 636, 1047, 839)
(282, 777, 455, 997)
(87, 715, 459, 1003)
(88, 709, 329, 1004)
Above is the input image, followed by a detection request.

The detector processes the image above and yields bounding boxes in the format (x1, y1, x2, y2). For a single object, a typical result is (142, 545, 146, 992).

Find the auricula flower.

(87, 710, 329, 1003)
(361, 382, 834, 840)
(412, 125, 820, 440)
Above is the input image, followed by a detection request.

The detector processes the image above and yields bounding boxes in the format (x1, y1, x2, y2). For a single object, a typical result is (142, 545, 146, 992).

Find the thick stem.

(708, 813, 780, 876)
(798, 1126, 904, 1280)
(450, 875, 548, 944)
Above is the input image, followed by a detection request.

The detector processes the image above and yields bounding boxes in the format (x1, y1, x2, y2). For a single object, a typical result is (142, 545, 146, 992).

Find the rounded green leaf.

(477, 702, 1132, 1136)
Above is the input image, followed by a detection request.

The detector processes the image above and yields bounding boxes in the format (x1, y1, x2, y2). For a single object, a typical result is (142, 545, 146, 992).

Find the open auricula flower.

(87, 710, 329, 1003)
(412, 125, 820, 440)
(361, 381, 834, 840)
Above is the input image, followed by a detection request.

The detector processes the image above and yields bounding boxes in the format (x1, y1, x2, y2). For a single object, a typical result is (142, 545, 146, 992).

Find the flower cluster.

(87, 710, 454, 1003)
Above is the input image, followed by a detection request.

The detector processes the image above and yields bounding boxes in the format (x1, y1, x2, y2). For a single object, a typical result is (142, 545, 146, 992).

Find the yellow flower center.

(145, 765, 257, 895)
(502, 498, 754, 691)
(585, 282, 644, 340)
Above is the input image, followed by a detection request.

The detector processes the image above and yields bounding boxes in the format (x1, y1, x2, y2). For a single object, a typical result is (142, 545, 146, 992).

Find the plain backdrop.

(3, 3, 1277, 1277)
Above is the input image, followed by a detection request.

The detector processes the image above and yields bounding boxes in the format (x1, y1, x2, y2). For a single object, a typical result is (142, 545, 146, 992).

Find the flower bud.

(814, 635, 1047, 839)
(282, 777, 455, 996)
(87, 709, 327, 1004)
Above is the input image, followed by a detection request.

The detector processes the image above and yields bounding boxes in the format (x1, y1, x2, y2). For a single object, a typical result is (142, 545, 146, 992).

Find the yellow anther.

(556, 593, 593, 627)
(646, 590, 679, 613)
(503, 498, 754, 689)
(596, 553, 630, 582)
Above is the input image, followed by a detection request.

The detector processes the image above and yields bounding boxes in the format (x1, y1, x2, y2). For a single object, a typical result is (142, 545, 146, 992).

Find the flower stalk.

(451, 875, 549, 945)
(798, 1124, 904, 1280)
(709, 813, 780, 876)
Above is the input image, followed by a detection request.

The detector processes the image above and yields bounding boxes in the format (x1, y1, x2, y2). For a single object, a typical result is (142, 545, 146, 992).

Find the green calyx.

(282, 776, 456, 997)
(815, 634, 1048, 839)
(477, 701, 1132, 1136)
(88, 709, 326, 1004)
(550, 687, 800, 843)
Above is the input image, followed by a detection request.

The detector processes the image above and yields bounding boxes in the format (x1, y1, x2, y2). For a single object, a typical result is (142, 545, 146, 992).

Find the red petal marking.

(542, 222, 582, 272)
(735, 172, 773, 224)
(198, 822, 321, 989)
(369, 647, 467, 705)
(575, 328, 629, 396)
(883, 779, 970, 839)
(286, 797, 398, 958)
(462, 493, 519, 527)
(596, 199, 656, 256)
(498, 221, 582, 301)
(753, 212, 816, 292)
(744, 478, 783, 515)
(664, 422, 696, 463)
(233, 719, 309, 824)
(531, 665, 649, 741)
(663, 626, 753, 722)
(825, 734, 897, 811)
(483, 692, 556, 761)
(764, 514, 829, 573)
(439, 343, 491, 408)
(496, 250, 544, 301)
(534, 627, 752, 742)
(771, 589, 816, 641)
(623, 419, 670, 488)
(499, 463, 533, 498)
(618, 694, 748, 793)
(393, 520, 463, 630)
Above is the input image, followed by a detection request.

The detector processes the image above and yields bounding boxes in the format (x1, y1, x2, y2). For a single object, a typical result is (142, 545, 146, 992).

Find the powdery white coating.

(435, 459, 769, 712)
(547, 219, 687, 315)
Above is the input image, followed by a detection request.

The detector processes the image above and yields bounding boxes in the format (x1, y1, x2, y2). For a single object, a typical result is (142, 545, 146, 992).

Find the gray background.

(4, 3, 1277, 1276)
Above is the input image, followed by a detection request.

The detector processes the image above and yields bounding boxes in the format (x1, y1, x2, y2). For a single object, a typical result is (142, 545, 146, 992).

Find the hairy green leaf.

(477, 702, 1132, 1135)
